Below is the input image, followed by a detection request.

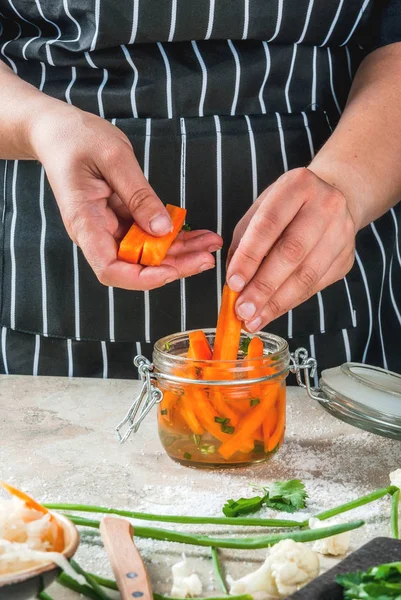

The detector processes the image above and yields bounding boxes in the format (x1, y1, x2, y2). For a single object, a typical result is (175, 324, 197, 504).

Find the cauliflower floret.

(229, 539, 319, 598)
(228, 558, 277, 597)
(309, 518, 350, 556)
(390, 469, 401, 489)
(171, 554, 203, 598)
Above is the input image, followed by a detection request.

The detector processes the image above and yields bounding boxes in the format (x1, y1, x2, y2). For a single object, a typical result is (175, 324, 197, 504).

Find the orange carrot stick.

(118, 204, 187, 266)
(218, 388, 278, 460)
(266, 386, 286, 452)
(263, 403, 278, 451)
(213, 285, 242, 361)
(1, 482, 65, 552)
(189, 330, 213, 360)
(141, 205, 187, 266)
(247, 336, 264, 359)
(179, 398, 204, 435)
(117, 227, 148, 264)
(159, 390, 179, 425)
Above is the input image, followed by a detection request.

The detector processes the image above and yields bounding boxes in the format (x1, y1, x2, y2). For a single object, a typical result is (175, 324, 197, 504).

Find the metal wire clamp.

(115, 356, 163, 444)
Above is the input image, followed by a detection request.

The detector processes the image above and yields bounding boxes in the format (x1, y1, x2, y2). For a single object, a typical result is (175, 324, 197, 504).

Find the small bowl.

(0, 513, 79, 600)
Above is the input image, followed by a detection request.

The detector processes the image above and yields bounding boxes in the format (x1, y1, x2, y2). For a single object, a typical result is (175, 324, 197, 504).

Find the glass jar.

(152, 329, 290, 468)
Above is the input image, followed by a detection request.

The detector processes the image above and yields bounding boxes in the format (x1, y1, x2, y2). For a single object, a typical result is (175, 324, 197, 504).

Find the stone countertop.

(1, 375, 401, 599)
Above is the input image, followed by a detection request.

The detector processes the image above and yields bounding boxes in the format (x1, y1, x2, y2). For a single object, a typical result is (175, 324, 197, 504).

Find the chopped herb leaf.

(221, 425, 235, 434)
(164, 341, 171, 352)
(181, 223, 192, 231)
(240, 337, 252, 355)
(192, 434, 202, 446)
(214, 416, 230, 425)
(183, 452, 192, 460)
(253, 440, 265, 453)
(221, 479, 307, 517)
(250, 398, 260, 407)
(337, 561, 401, 599)
(223, 496, 265, 517)
(160, 409, 168, 415)
(264, 480, 308, 513)
(201, 445, 216, 455)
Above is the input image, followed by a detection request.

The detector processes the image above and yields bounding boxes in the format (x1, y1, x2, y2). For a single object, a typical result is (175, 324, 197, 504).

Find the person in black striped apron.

(0, 0, 400, 380)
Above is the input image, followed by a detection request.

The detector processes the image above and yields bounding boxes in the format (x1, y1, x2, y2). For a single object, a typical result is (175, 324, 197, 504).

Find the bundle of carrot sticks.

(159, 285, 285, 463)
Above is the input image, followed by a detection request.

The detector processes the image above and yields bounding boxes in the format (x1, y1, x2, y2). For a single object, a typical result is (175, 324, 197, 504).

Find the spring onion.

(44, 502, 302, 528)
(65, 513, 364, 549)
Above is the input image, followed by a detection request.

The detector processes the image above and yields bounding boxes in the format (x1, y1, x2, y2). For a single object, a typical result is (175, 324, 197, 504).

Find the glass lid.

(316, 362, 401, 439)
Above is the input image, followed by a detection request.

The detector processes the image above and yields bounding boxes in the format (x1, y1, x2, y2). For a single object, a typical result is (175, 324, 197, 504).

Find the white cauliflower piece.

(171, 554, 203, 598)
(228, 558, 277, 597)
(390, 469, 401, 489)
(309, 518, 350, 556)
(229, 539, 319, 598)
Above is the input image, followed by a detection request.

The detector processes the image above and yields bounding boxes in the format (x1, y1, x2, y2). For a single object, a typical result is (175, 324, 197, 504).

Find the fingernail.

(150, 214, 173, 235)
(208, 245, 222, 253)
(165, 277, 176, 284)
(246, 316, 262, 332)
(200, 263, 215, 272)
(238, 302, 256, 320)
(228, 274, 245, 292)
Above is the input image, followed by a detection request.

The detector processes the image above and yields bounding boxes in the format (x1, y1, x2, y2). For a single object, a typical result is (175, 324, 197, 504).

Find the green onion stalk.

(70, 560, 114, 600)
(58, 573, 105, 600)
(300, 486, 399, 527)
(211, 547, 229, 594)
(65, 513, 364, 549)
(391, 488, 400, 539)
(45, 503, 301, 528)
(87, 572, 254, 600)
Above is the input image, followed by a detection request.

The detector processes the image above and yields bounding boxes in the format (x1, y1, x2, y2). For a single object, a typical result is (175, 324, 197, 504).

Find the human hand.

(226, 168, 357, 332)
(29, 103, 222, 290)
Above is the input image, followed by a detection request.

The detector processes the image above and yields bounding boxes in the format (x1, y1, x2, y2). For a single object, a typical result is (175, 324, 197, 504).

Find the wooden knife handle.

(100, 516, 153, 600)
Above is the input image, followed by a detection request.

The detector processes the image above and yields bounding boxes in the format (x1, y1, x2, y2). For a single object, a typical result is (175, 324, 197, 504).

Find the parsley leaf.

(222, 496, 265, 517)
(265, 480, 308, 513)
(240, 337, 252, 355)
(222, 479, 307, 518)
(181, 223, 192, 231)
(337, 562, 401, 599)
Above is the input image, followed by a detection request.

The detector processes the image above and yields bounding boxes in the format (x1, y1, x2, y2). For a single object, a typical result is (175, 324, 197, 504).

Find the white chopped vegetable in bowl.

(0, 482, 80, 600)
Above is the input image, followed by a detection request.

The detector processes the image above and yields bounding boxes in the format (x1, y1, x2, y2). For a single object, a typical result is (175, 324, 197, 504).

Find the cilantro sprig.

(337, 562, 401, 599)
(222, 479, 308, 517)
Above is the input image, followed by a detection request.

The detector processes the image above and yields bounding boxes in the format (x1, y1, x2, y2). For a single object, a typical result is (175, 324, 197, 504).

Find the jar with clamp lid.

(115, 329, 401, 468)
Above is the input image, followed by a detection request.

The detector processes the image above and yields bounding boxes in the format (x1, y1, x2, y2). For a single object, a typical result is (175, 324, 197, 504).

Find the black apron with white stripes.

(0, 0, 401, 376)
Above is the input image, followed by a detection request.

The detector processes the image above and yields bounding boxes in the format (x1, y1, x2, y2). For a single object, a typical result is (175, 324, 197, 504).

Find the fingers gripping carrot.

(118, 204, 187, 266)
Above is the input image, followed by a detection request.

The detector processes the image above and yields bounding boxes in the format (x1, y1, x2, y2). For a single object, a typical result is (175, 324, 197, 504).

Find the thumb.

(102, 141, 172, 236)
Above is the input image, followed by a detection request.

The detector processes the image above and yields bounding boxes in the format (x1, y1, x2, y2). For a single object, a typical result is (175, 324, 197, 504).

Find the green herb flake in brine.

(164, 341, 171, 352)
(253, 440, 265, 453)
(250, 398, 260, 407)
(184, 452, 192, 460)
(192, 434, 202, 446)
(161, 409, 168, 415)
(240, 337, 252, 356)
(201, 445, 216, 455)
(214, 416, 230, 425)
(221, 425, 235, 434)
